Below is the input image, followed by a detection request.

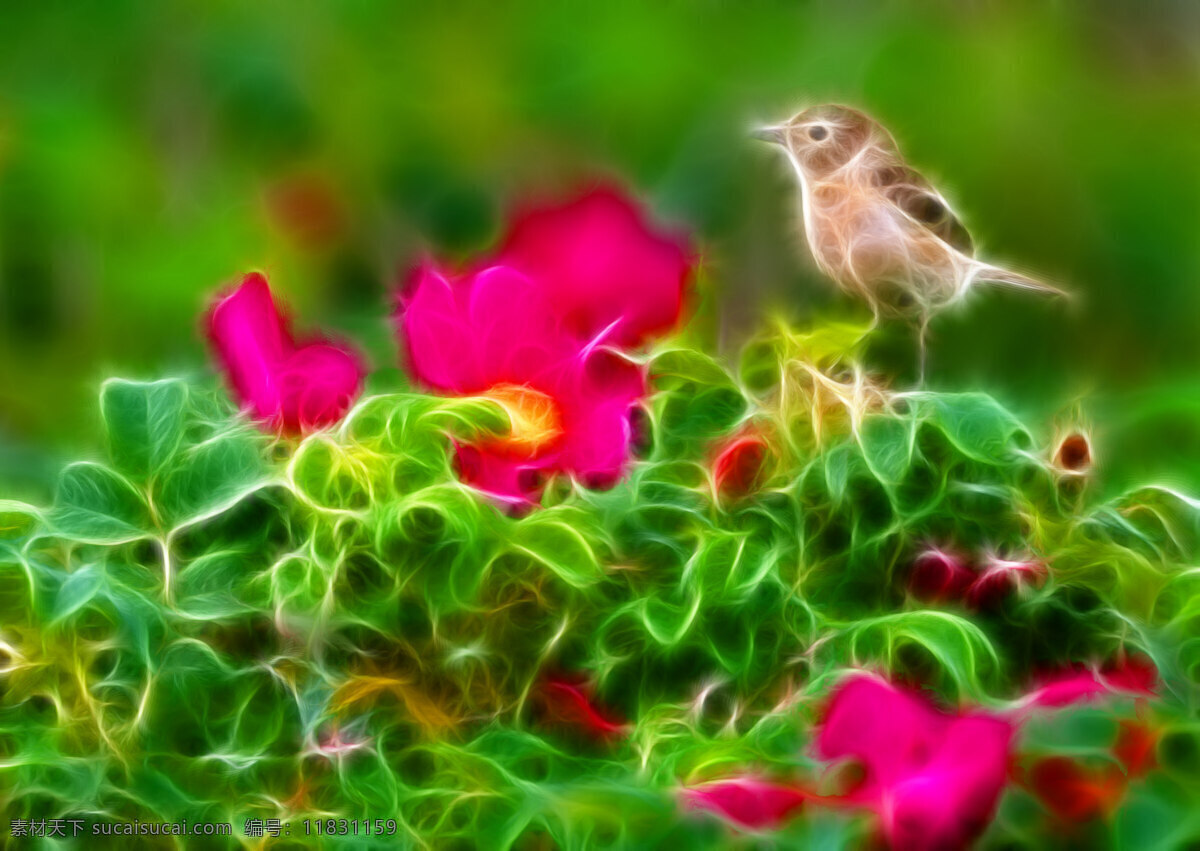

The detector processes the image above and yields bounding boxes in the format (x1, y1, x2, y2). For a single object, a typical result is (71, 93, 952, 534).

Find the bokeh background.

(2, 0, 1198, 502)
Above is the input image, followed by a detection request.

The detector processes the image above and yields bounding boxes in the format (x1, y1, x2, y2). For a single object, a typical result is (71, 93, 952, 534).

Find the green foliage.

(49, 462, 152, 544)
(100, 378, 189, 479)
(2, 342, 1199, 848)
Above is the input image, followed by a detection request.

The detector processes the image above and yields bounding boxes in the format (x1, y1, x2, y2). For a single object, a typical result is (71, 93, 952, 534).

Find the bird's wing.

(875, 164, 974, 256)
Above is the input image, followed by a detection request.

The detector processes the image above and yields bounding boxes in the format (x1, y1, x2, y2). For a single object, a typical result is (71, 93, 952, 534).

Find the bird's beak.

(752, 124, 787, 145)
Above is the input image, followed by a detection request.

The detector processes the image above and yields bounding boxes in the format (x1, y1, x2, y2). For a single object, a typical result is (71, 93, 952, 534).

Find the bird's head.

(754, 104, 886, 178)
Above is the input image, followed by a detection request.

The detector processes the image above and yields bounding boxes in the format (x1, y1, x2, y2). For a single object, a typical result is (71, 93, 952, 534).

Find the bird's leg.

(916, 312, 931, 387)
(867, 302, 881, 335)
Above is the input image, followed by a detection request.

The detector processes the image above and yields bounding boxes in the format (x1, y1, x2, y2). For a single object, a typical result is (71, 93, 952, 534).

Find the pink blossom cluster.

(207, 186, 691, 505)
(682, 661, 1157, 848)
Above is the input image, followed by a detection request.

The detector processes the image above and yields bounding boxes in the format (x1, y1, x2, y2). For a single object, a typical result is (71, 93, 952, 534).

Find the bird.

(754, 104, 1067, 380)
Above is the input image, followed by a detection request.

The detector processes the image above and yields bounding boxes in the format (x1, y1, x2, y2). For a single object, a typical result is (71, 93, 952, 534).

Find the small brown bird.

(755, 104, 1067, 378)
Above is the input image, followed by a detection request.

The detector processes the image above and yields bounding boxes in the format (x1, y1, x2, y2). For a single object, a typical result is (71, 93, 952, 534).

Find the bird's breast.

(805, 182, 899, 277)
(802, 179, 961, 313)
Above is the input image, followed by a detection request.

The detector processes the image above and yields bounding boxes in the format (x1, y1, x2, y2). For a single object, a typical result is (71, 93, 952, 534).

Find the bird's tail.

(970, 262, 1071, 300)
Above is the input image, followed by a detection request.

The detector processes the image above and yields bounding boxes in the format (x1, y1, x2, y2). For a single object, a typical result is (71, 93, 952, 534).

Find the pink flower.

(399, 263, 645, 503)
(816, 674, 1014, 850)
(681, 777, 807, 830)
(206, 273, 365, 433)
(397, 187, 692, 504)
(496, 186, 692, 348)
(682, 659, 1162, 844)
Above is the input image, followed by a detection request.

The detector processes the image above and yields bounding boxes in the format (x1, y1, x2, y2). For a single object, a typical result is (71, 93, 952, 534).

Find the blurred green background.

(2, 0, 1198, 501)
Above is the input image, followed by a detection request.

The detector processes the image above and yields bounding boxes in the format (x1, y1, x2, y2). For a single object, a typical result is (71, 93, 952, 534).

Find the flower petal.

(816, 674, 1013, 850)
(206, 272, 293, 422)
(467, 266, 574, 386)
(555, 350, 645, 488)
(908, 548, 976, 602)
(498, 187, 692, 348)
(399, 264, 485, 392)
(885, 715, 1013, 850)
(682, 778, 806, 829)
(276, 342, 365, 432)
(454, 443, 554, 506)
(816, 674, 950, 793)
(536, 677, 627, 741)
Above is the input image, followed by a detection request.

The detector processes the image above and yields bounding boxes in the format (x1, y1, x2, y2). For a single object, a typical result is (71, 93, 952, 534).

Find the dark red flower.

(1113, 718, 1158, 779)
(908, 548, 975, 602)
(1054, 432, 1092, 473)
(712, 430, 771, 502)
(1101, 652, 1158, 695)
(965, 556, 1046, 610)
(1025, 655, 1157, 710)
(1027, 757, 1124, 822)
(535, 676, 627, 742)
(681, 777, 807, 829)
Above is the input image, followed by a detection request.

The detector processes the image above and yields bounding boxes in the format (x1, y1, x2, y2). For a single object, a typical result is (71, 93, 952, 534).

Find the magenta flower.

(816, 674, 1014, 850)
(206, 273, 365, 434)
(398, 187, 692, 504)
(496, 186, 692, 348)
(400, 263, 646, 503)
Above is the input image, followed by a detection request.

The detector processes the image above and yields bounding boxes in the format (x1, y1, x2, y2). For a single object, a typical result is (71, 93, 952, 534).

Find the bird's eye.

(808, 125, 829, 141)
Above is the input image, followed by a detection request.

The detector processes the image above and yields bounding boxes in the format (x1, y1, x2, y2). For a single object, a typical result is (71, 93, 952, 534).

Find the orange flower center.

(479, 383, 564, 457)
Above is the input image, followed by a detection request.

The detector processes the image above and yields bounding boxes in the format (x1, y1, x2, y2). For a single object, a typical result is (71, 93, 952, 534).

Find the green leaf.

(651, 347, 735, 389)
(845, 610, 1001, 698)
(0, 500, 43, 541)
(656, 384, 746, 453)
(100, 378, 188, 477)
(859, 414, 915, 486)
(49, 462, 152, 543)
(822, 444, 853, 505)
(781, 319, 873, 367)
(158, 430, 267, 529)
(50, 566, 104, 624)
(738, 337, 782, 395)
(919, 392, 1027, 464)
(174, 551, 263, 618)
(511, 508, 603, 588)
(1115, 485, 1200, 562)
(291, 436, 372, 511)
(425, 395, 512, 441)
(638, 589, 702, 646)
(649, 349, 748, 456)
